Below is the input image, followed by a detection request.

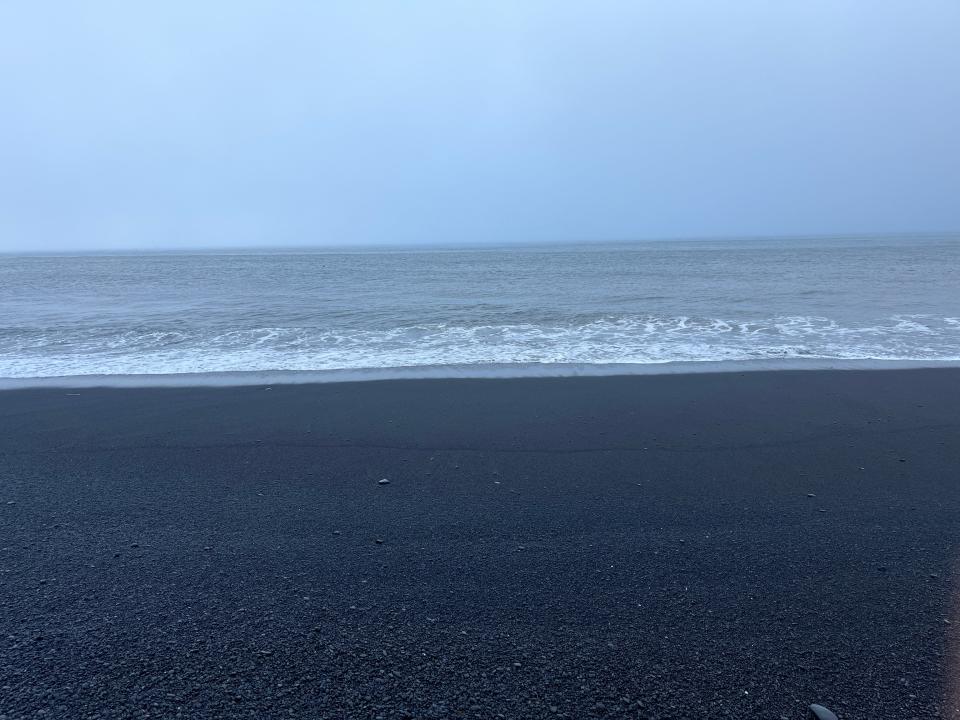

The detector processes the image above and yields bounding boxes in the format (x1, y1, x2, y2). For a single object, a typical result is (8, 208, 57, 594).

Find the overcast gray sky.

(1, 1, 959, 251)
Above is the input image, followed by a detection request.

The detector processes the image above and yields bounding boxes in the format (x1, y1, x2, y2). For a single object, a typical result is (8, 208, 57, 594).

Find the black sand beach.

(2, 369, 959, 719)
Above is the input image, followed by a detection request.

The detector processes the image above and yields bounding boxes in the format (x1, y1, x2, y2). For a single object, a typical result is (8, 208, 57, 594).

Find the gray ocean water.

(2, 236, 959, 381)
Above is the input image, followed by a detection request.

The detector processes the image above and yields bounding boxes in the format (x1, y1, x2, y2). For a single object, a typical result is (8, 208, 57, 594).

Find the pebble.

(808, 704, 838, 720)
(378, 479, 390, 485)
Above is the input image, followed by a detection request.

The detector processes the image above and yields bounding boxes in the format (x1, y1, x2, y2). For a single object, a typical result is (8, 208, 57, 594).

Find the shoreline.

(2, 356, 960, 390)
(2, 369, 959, 718)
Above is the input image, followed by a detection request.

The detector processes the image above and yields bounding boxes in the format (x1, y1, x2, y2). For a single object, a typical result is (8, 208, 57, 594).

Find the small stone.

(808, 704, 838, 720)
(817, 509, 827, 513)
(203, 546, 212, 551)
(332, 530, 341, 536)
(898, 458, 906, 462)
(378, 479, 390, 485)
(930, 573, 940, 579)
(130, 543, 139, 548)
(877, 566, 888, 572)
(5, 501, 14, 505)
(375, 539, 384, 544)
(806, 493, 816, 498)
(512, 662, 521, 668)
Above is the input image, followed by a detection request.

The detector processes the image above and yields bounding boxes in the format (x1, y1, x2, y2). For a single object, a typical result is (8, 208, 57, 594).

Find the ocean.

(2, 235, 959, 384)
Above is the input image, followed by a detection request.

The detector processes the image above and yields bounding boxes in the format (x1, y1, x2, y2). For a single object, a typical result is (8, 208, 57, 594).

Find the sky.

(1, 1, 959, 252)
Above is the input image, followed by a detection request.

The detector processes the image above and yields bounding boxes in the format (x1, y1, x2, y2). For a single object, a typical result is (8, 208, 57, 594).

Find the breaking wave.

(2, 314, 958, 379)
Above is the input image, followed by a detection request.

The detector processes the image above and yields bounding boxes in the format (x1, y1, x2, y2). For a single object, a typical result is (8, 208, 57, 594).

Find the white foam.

(2, 314, 958, 380)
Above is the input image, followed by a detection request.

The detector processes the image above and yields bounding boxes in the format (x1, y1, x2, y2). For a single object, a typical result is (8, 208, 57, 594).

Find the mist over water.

(2, 236, 959, 380)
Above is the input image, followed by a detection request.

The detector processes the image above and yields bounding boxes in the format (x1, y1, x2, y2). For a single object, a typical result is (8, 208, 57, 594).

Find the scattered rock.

(808, 704, 838, 720)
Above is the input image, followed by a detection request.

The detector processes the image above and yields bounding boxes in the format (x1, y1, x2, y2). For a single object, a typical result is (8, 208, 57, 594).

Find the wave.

(1, 314, 959, 379)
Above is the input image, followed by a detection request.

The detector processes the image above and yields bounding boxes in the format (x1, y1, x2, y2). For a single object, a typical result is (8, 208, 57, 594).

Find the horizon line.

(2, 230, 959, 257)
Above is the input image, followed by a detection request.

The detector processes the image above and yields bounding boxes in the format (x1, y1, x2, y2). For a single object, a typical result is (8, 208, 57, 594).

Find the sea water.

(2, 235, 958, 383)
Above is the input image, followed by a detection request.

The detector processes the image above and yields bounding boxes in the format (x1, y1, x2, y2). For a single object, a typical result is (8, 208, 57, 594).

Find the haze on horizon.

(2, 1, 959, 253)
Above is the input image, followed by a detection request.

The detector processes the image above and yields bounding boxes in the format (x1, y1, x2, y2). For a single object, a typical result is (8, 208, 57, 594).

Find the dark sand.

(1, 369, 960, 719)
